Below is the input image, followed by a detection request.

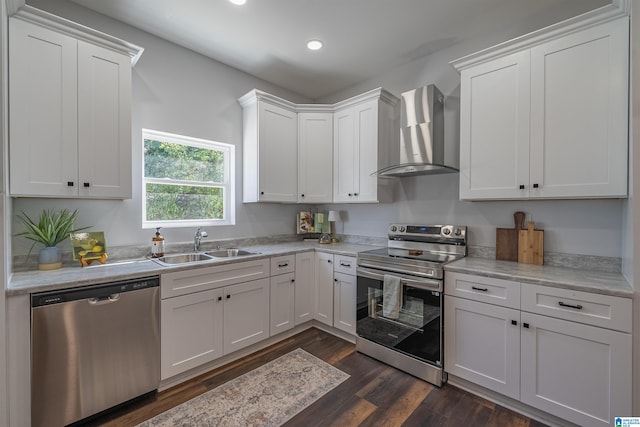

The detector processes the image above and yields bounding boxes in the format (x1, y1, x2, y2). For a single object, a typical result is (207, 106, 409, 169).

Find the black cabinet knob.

(291, 279, 295, 283)
(511, 320, 518, 326)
(348, 193, 352, 196)
(533, 183, 539, 188)
(519, 185, 525, 190)
(334, 278, 338, 282)
(83, 182, 90, 188)
(218, 296, 222, 301)
(523, 323, 530, 329)
(67, 181, 74, 187)
(260, 191, 264, 195)
(301, 194, 305, 197)
(226, 294, 231, 299)
(354, 193, 358, 196)
(327, 259, 332, 263)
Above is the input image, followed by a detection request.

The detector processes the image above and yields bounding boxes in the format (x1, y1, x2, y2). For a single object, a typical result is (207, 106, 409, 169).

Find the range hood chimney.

(376, 84, 458, 178)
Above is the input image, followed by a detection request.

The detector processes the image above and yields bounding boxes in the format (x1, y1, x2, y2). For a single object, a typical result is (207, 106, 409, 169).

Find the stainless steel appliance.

(375, 85, 459, 178)
(356, 224, 467, 386)
(31, 276, 160, 427)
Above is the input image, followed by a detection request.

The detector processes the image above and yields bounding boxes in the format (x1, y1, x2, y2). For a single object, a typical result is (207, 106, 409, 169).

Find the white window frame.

(142, 129, 235, 228)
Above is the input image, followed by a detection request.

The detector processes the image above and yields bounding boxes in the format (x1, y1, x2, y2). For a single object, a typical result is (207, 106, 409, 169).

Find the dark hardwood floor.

(83, 328, 547, 427)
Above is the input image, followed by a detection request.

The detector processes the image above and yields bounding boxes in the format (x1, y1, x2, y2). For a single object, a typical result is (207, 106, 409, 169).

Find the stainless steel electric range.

(356, 224, 467, 386)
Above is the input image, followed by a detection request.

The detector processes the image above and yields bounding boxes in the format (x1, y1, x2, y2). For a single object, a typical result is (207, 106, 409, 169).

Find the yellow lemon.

(92, 245, 103, 253)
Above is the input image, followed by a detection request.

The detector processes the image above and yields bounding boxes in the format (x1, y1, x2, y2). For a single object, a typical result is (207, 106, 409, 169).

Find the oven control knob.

(454, 228, 462, 236)
(399, 226, 406, 232)
(390, 225, 397, 232)
(443, 228, 451, 235)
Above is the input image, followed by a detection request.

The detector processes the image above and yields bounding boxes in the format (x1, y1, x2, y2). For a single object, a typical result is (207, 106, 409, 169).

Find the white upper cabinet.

(239, 88, 397, 204)
(458, 51, 531, 200)
(298, 110, 333, 203)
(240, 91, 298, 203)
(333, 91, 396, 203)
(454, 16, 629, 200)
(8, 11, 141, 199)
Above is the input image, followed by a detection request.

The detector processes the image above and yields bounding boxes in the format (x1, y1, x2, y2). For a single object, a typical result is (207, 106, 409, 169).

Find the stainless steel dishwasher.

(31, 276, 160, 427)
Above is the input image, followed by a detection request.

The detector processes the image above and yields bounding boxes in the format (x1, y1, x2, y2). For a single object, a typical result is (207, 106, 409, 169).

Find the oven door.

(356, 266, 443, 367)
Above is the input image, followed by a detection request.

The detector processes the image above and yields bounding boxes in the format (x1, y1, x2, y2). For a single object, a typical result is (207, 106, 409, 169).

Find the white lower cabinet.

(223, 278, 270, 355)
(333, 272, 356, 335)
(314, 252, 334, 326)
(160, 259, 271, 380)
(444, 296, 520, 399)
(161, 288, 223, 379)
(294, 252, 315, 325)
(520, 312, 632, 427)
(314, 252, 357, 335)
(270, 272, 295, 336)
(444, 272, 632, 427)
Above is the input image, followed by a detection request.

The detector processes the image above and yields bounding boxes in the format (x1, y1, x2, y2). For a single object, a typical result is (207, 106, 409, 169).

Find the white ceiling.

(67, 0, 610, 99)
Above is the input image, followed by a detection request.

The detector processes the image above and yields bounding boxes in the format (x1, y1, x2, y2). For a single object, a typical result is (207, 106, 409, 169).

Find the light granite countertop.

(7, 241, 380, 296)
(445, 257, 634, 298)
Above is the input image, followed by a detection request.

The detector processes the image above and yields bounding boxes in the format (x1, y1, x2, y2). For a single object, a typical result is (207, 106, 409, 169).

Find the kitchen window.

(142, 129, 235, 228)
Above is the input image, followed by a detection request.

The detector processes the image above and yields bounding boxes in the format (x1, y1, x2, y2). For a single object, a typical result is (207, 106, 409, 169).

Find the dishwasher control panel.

(32, 276, 159, 307)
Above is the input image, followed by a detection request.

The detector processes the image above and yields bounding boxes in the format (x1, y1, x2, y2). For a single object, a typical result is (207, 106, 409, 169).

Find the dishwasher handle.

(88, 294, 121, 305)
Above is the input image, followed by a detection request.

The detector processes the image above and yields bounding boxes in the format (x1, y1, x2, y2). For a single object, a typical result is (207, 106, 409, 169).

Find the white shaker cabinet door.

(520, 312, 632, 427)
(314, 252, 334, 326)
(77, 41, 132, 198)
(333, 272, 356, 335)
(298, 112, 333, 203)
(160, 288, 224, 380)
(444, 296, 521, 400)
(294, 251, 315, 326)
(529, 18, 628, 199)
(269, 272, 295, 336)
(459, 50, 531, 200)
(257, 102, 298, 202)
(223, 278, 270, 355)
(9, 18, 79, 197)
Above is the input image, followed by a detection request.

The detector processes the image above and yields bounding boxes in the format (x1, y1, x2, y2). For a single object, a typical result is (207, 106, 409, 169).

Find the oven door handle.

(356, 267, 442, 292)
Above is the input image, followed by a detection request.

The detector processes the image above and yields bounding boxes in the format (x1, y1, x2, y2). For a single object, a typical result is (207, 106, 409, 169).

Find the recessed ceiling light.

(307, 40, 323, 51)
(229, 0, 246, 5)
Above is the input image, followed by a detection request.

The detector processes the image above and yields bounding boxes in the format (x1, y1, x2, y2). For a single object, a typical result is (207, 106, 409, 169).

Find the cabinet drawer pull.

(226, 294, 231, 299)
(67, 181, 74, 187)
(533, 183, 539, 188)
(218, 296, 222, 301)
(519, 185, 525, 190)
(558, 301, 583, 310)
(523, 323, 530, 329)
(471, 286, 488, 292)
(327, 259, 332, 264)
(511, 320, 518, 326)
(291, 279, 295, 283)
(339, 262, 351, 267)
(278, 262, 289, 268)
(83, 182, 90, 188)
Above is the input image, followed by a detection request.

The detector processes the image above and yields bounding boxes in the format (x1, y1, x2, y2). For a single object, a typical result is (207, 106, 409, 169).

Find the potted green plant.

(16, 209, 89, 270)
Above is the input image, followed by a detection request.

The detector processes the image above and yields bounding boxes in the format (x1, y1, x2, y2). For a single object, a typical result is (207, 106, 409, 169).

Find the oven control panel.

(388, 224, 466, 242)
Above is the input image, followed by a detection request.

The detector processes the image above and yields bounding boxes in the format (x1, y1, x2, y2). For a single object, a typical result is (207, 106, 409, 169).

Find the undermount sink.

(152, 252, 214, 266)
(204, 249, 259, 258)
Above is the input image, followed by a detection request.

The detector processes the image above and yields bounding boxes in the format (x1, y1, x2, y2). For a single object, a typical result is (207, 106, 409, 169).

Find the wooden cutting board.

(496, 211, 525, 261)
(518, 221, 544, 265)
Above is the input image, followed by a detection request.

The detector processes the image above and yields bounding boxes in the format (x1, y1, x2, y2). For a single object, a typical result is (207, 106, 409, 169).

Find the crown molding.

(451, 0, 630, 71)
(11, 5, 143, 65)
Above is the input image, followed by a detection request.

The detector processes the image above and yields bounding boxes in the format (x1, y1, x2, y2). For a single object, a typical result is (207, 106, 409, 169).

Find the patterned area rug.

(137, 348, 350, 427)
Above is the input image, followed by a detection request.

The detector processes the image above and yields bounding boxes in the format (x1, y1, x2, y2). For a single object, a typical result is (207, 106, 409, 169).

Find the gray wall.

(16, 0, 624, 260)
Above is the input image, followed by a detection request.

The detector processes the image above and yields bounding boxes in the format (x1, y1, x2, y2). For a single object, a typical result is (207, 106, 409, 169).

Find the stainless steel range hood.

(376, 85, 458, 178)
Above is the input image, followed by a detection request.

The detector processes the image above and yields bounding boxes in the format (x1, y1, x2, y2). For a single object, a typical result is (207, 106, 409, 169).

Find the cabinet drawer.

(161, 258, 270, 299)
(334, 255, 356, 275)
(445, 272, 520, 309)
(270, 255, 295, 275)
(521, 284, 632, 332)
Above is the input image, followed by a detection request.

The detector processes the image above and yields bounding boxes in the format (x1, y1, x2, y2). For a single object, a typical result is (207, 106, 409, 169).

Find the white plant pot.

(38, 246, 62, 271)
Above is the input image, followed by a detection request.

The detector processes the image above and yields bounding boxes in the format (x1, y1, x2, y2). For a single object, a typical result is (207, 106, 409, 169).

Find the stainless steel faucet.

(194, 227, 208, 252)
